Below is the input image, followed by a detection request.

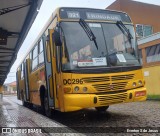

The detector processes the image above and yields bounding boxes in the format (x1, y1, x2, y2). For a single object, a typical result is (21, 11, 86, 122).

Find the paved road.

(0, 95, 160, 135)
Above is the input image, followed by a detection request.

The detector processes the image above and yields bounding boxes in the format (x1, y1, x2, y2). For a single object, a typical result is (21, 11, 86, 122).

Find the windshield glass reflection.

(60, 22, 140, 71)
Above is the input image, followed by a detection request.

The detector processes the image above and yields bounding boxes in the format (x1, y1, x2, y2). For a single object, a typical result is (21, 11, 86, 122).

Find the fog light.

(138, 80, 142, 86)
(132, 82, 136, 87)
(74, 86, 79, 91)
(83, 87, 88, 92)
(135, 91, 146, 97)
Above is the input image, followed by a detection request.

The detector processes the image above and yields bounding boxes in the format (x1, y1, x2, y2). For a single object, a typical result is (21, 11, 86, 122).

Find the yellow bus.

(17, 7, 147, 117)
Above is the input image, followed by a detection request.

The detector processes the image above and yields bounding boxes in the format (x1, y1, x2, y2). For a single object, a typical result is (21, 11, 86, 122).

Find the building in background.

(3, 81, 17, 95)
(107, 0, 160, 97)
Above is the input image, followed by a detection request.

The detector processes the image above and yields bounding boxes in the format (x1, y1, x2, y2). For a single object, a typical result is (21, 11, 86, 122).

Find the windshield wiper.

(79, 18, 98, 49)
(116, 21, 133, 41)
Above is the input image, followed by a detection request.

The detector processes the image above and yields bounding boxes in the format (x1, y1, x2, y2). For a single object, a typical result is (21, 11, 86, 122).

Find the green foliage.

(147, 95, 160, 100)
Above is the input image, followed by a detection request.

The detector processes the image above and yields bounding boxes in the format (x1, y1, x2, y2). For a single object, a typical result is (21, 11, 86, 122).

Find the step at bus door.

(43, 33, 55, 107)
(24, 60, 30, 101)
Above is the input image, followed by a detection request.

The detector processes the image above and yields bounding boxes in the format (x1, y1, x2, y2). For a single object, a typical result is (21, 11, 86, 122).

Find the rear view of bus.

(59, 8, 147, 112)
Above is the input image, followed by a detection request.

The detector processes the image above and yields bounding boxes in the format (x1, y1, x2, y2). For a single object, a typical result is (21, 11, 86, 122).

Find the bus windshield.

(61, 21, 140, 71)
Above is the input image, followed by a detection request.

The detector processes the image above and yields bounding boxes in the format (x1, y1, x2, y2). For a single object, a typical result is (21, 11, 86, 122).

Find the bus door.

(24, 60, 30, 101)
(43, 30, 55, 107)
(16, 71, 20, 100)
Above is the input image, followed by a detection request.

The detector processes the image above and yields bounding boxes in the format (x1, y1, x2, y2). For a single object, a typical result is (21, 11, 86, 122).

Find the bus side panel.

(29, 69, 40, 106)
(29, 65, 45, 106)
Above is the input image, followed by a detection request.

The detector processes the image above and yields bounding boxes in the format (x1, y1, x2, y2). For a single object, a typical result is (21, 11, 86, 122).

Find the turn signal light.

(138, 80, 143, 86)
(64, 87, 71, 93)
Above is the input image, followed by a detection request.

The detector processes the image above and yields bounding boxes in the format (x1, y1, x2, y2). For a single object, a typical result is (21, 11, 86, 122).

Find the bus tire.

(95, 106, 109, 112)
(44, 92, 52, 117)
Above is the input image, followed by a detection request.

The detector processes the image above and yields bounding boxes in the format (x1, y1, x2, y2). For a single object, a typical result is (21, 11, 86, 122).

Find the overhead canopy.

(0, 0, 43, 85)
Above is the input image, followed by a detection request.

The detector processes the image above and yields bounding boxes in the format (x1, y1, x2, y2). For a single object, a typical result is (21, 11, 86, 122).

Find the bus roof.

(59, 7, 131, 23)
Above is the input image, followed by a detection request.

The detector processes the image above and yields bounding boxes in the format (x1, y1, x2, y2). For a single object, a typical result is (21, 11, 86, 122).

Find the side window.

(39, 39, 43, 52)
(29, 52, 32, 72)
(33, 45, 38, 59)
(136, 24, 153, 38)
(46, 36, 51, 62)
(21, 63, 24, 79)
(32, 45, 38, 70)
(146, 44, 160, 63)
(45, 16, 58, 57)
(136, 24, 143, 37)
(29, 52, 32, 60)
(38, 39, 44, 65)
(138, 49, 142, 64)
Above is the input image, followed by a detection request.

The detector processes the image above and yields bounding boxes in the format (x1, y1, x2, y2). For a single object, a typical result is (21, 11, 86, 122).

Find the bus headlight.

(138, 80, 142, 86)
(83, 87, 88, 92)
(132, 82, 137, 87)
(74, 86, 79, 91)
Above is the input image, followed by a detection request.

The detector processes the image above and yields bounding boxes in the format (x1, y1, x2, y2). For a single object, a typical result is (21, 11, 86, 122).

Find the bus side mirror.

(53, 30, 62, 46)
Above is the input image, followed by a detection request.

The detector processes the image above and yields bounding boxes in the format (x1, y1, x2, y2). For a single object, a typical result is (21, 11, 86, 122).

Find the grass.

(147, 95, 160, 100)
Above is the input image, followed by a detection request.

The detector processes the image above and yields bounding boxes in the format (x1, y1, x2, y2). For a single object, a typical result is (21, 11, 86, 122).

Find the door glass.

(46, 40, 51, 62)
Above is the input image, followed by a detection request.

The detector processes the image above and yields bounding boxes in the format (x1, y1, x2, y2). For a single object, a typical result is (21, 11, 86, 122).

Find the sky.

(4, 0, 160, 84)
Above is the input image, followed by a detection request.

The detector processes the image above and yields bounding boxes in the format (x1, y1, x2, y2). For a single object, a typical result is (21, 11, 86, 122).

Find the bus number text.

(63, 79, 83, 85)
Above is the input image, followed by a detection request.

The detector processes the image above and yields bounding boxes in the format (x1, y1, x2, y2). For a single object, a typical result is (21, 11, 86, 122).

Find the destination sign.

(86, 12, 121, 21)
(60, 8, 131, 23)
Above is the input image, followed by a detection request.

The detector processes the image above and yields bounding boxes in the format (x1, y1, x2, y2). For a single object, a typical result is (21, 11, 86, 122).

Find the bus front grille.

(82, 74, 135, 83)
(111, 74, 135, 81)
(93, 82, 127, 92)
(82, 76, 110, 83)
(98, 92, 127, 105)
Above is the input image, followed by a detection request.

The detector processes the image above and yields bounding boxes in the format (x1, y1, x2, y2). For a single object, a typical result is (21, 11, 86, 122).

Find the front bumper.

(63, 87, 147, 112)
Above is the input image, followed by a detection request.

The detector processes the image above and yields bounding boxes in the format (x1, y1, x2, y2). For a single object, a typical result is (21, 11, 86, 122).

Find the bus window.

(38, 39, 44, 65)
(29, 52, 32, 72)
(49, 29, 55, 57)
(21, 63, 24, 79)
(46, 39, 51, 62)
(32, 45, 38, 70)
(39, 39, 43, 52)
(29, 52, 32, 59)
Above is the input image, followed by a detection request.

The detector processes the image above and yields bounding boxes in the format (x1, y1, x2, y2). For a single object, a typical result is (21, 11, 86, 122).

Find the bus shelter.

(0, 0, 43, 98)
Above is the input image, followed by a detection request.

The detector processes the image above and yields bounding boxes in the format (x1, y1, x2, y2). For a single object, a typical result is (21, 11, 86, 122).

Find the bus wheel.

(95, 106, 109, 112)
(44, 96, 52, 117)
